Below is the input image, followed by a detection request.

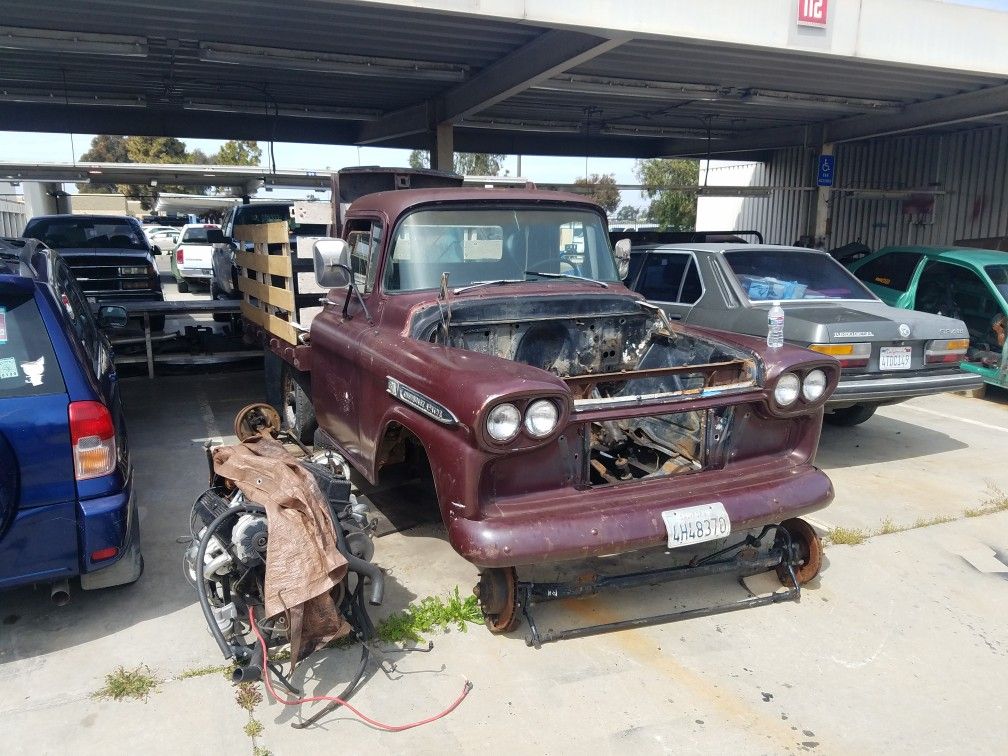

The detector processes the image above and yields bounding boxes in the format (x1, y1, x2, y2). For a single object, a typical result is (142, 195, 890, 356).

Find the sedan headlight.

(486, 403, 521, 442)
(774, 373, 801, 406)
(524, 399, 558, 438)
(802, 369, 827, 402)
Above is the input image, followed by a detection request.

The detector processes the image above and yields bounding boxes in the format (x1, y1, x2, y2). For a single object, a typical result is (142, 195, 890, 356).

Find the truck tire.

(177, 279, 190, 293)
(281, 364, 317, 445)
(824, 403, 877, 427)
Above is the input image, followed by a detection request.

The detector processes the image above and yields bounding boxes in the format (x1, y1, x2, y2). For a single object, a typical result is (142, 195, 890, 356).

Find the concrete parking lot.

(2, 369, 1007, 755)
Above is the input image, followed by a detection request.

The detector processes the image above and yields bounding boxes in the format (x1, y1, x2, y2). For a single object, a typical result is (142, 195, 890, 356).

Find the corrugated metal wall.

(736, 124, 1008, 249)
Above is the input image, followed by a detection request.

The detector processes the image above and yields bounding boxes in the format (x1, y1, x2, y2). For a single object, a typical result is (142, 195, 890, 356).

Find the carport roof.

(3, 1, 1008, 159)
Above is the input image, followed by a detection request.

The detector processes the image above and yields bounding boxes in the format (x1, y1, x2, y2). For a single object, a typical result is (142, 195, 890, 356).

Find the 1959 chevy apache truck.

(244, 169, 839, 644)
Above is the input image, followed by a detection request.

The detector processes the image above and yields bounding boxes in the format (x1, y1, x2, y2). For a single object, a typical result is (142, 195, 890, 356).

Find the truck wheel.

(824, 403, 877, 427)
(282, 365, 317, 445)
(177, 279, 190, 293)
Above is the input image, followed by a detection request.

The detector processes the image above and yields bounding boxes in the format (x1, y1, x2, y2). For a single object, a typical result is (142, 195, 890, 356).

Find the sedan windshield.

(383, 207, 619, 292)
(986, 265, 1008, 300)
(724, 249, 874, 301)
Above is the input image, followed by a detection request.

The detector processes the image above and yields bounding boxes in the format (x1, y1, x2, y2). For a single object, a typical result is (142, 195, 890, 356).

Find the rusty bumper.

(448, 463, 833, 568)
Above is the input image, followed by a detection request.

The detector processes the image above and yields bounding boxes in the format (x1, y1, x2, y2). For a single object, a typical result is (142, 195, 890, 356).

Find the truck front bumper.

(830, 368, 984, 404)
(448, 462, 833, 568)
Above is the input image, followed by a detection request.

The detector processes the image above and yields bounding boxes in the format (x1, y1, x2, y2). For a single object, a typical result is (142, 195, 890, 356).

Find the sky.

(0, 131, 648, 206)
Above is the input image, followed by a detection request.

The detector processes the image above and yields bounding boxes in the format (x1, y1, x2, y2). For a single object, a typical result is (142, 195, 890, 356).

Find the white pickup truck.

(172, 224, 223, 292)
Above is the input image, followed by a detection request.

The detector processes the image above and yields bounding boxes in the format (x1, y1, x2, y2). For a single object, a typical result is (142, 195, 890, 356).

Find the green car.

(849, 246, 1008, 389)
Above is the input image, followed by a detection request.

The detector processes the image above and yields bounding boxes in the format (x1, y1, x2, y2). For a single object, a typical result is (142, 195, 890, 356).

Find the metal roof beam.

(357, 29, 626, 145)
(825, 83, 1008, 142)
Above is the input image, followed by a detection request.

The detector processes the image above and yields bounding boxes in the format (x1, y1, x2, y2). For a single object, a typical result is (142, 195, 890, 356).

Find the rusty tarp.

(212, 434, 350, 663)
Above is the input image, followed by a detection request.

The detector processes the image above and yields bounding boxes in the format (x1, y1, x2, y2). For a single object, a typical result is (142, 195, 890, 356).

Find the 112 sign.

(797, 0, 828, 27)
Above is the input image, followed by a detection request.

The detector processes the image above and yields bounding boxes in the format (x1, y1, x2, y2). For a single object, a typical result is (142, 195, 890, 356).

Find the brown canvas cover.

(212, 434, 350, 663)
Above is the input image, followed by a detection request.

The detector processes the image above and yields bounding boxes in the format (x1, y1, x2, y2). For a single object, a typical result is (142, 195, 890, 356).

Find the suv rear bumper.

(0, 478, 138, 591)
(447, 462, 833, 568)
(831, 369, 984, 403)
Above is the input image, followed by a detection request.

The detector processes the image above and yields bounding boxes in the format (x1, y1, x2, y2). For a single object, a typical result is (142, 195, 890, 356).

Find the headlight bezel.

(479, 393, 569, 449)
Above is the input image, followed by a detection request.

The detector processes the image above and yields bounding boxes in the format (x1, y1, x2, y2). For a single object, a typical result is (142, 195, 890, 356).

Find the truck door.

(310, 217, 383, 470)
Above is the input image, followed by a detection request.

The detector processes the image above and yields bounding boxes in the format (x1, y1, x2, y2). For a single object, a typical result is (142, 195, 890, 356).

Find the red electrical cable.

(247, 607, 472, 731)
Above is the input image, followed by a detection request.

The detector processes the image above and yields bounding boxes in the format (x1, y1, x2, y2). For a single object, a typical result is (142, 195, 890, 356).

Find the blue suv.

(0, 237, 141, 600)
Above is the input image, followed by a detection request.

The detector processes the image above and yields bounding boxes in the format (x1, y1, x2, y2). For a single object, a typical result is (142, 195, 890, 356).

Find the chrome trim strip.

(573, 380, 757, 412)
(386, 376, 458, 425)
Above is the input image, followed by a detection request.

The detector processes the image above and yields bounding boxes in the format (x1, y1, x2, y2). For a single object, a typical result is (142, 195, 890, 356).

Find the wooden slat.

(235, 251, 292, 277)
(238, 275, 295, 311)
(241, 300, 298, 345)
(234, 221, 289, 245)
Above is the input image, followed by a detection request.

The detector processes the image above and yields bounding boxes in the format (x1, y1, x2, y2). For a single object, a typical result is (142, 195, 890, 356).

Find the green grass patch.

(377, 586, 483, 643)
(826, 526, 869, 546)
(93, 664, 159, 702)
(177, 663, 234, 680)
(244, 719, 264, 738)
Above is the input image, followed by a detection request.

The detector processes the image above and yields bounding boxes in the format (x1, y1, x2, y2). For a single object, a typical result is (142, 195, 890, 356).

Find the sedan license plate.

(662, 502, 730, 549)
(879, 346, 912, 370)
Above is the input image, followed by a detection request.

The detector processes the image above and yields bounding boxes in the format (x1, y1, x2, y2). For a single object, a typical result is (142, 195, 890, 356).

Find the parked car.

(0, 237, 142, 599)
(142, 225, 180, 254)
(848, 245, 1008, 390)
(212, 202, 328, 303)
(171, 223, 224, 293)
(22, 214, 165, 331)
(624, 243, 984, 425)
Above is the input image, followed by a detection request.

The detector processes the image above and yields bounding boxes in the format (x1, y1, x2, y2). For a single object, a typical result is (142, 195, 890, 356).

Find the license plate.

(662, 502, 731, 549)
(879, 346, 912, 370)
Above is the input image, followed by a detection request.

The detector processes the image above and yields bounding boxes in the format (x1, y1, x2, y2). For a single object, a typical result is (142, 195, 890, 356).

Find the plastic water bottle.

(767, 300, 785, 348)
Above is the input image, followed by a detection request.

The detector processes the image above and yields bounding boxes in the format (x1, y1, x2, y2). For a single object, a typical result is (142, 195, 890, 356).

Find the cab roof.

(876, 245, 1008, 267)
(345, 187, 604, 220)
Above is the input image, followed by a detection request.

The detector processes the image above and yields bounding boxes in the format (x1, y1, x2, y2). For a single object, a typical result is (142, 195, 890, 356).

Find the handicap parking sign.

(817, 154, 835, 187)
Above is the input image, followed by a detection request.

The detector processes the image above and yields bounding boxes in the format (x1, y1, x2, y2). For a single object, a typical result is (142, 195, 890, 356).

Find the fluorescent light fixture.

(602, 124, 733, 139)
(199, 42, 467, 81)
(536, 75, 722, 102)
(461, 117, 581, 134)
(184, 99, 380, 121)
(0, 26, 148, 57)
(738, 89, 901, 113)
(0, 88, 145, 108)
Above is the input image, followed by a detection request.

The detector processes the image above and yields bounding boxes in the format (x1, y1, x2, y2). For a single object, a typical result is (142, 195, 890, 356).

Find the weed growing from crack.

(178, 663, 234, 680)
(244, 719, 265, 738)
(377, 586, 482, 643)
(235, 682, 263, 713)
(825, 527, 868, 546)
(965, 484, 1008, 518)
(93, 665, 159, 702)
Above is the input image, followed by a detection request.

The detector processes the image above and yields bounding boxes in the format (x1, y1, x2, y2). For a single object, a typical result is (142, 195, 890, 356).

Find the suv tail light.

(69, 401, 116, 480)
(176, 247, 185, 264)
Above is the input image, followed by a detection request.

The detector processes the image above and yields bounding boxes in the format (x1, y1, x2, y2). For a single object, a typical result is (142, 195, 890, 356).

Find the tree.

(408, 149, 505, 176)
(215, 140, 262, 166)
(77, 135, 129, 193)
(615, 205, 640, 223)
(635, 158, 700, 231)
(574, 173, 620, 214)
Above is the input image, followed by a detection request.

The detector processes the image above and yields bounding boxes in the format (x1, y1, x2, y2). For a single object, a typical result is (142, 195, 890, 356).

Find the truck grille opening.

(588, 410, 705, 484)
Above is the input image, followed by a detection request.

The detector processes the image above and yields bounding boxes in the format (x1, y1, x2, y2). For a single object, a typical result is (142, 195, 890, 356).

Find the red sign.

(797, 0, 828, 27)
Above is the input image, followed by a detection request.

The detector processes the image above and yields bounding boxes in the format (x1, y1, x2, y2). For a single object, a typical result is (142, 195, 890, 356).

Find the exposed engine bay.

(412, 295, 756, 484)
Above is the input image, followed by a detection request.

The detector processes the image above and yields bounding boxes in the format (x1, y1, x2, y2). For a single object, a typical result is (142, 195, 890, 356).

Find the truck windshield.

(383, 207, 620, 292)
(24, 219, 148, 251)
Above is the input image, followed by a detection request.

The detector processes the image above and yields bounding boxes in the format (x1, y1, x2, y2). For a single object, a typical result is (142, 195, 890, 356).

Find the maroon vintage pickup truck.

(253, 172, 839, 643)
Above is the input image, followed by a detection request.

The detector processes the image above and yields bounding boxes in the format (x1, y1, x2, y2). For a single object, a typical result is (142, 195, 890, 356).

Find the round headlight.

(524, 399, 559, 438)
(486, 403, 521, 442)
(802, 369, 828, 402)
(774, 373, 801, 406)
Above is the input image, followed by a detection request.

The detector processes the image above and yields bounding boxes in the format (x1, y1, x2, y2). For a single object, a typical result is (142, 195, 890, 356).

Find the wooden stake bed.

(234, 220, 324, 346)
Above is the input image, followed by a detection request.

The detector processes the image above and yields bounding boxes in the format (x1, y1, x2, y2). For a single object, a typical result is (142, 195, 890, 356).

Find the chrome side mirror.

(313, 238, 352, 288)
(614, 238, 632, 280)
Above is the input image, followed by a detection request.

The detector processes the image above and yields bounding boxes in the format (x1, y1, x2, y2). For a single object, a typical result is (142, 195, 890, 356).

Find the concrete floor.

(1, 372, 1007, 755)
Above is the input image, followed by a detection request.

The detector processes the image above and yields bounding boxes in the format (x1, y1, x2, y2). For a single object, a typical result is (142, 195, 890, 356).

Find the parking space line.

(889, 404, 1008, 434)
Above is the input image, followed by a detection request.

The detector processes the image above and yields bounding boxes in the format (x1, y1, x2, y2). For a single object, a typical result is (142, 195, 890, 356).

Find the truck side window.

(854, 252, 923, 292)
(345, 219, 383, 294)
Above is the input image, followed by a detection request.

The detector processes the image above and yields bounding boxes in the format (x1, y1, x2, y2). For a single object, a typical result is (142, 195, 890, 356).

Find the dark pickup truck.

(243, 169, 840, 642)
(23, 214, 164, 330)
